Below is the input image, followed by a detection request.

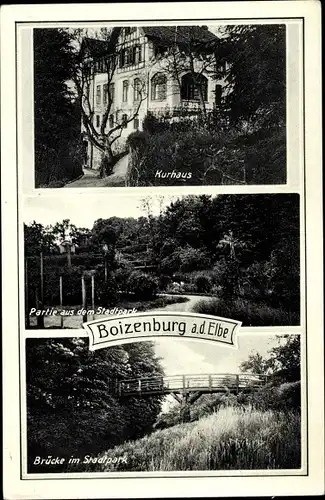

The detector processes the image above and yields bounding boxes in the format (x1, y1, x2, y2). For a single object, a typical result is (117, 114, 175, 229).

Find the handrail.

(118, 373, 268, 395)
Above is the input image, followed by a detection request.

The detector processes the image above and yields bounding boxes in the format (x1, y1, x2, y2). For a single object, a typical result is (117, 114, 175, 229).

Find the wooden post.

(25, 258, 29, 328)
(59, 276, 63, 328)
(138, 379, 142, 393)
(35, 287, 44, 328)
(209, 374, 212, 392)
(40, 251, 44, 306)
(91, 275, 95, 320)
(81, 275, 87, 323)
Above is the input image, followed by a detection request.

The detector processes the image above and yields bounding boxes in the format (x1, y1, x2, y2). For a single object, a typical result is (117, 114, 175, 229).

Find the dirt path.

(149, 294, 214, 313)
(65, 154, 129, 188)
(64, 168, 108, 188)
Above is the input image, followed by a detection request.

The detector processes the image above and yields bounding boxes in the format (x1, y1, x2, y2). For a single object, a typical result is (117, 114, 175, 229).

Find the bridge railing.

(118, 373, 268, 395)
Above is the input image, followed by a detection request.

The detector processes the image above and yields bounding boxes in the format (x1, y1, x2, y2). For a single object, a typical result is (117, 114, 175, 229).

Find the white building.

(80, 26, 226, 170)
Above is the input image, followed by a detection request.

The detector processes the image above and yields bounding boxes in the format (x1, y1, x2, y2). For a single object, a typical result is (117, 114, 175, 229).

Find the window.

(109, 114, 114, 128)
(96, 85, 101, 106)
(134, 116, 139, 130)
(133, 78, 141, 102)
(151, 73, 167, 101)
(95, 115, 100, 128)
(103, 84, 108, 105)
(109, 83, 115, 103)
(214, 84, 222, 106)
(122, 80, 129, 102)
(119, 48, 132, 67)
(181, 73, 208, 102)
(133, 45, 142, 64)
(122, 114, 128, 128)
(119, 44, 142, 67)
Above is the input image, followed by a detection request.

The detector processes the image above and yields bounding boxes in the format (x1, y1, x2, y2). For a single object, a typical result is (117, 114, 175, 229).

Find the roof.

(81, 26, 217, 59)
(142, 25, 217, 45)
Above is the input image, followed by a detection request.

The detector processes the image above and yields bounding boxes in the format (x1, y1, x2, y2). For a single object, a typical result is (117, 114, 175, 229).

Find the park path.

(149, 294, 214, 314)
(65, 154, 129, 188)
(64, 167, 108, 188)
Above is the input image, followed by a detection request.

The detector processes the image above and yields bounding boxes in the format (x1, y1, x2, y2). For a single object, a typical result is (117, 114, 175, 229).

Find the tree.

(34, 29, 82, 186)
(71, 28, 148, 174)
(240, 335, 300, 383)
(152, 26, 218, 116)
(220, 24, 286, 128)
(26, 338, 164, 472)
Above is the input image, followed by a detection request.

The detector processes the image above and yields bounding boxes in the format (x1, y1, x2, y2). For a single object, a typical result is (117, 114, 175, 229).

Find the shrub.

(247, 382, 301, 411)
(192, 298, 299, 326)
(194, 273, 212, 294)
(126, 271, 158, 300)
(96, 272, 118, 304)
(127, 130, 149, 152)
(100, 155, 113, 177)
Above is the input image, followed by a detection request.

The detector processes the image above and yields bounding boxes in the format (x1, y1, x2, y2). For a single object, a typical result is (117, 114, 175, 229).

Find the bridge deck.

(117, 373, 267, 397)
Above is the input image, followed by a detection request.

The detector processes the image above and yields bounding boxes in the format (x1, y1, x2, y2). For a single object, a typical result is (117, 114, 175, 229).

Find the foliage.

(27, 338, 164, 472)
(127, 131, 149, 151)
(126, 271, 158, 300)
(25, 194, 300, 322)
(34, 29, 83, 186)
(193, 273, 212, 294)
(192, 298, 299, 327)
(73, 406, 301, 472)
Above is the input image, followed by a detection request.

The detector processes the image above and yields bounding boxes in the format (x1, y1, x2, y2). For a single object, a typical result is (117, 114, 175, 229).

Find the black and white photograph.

(2, 1, 323, 499)
(34, 23, 286, 188)
(24, 193, 300, 329)
(26, 333, 301, 473)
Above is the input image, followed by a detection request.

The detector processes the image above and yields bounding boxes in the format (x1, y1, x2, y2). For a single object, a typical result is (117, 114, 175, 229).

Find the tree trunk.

(100, 140, 114, 178)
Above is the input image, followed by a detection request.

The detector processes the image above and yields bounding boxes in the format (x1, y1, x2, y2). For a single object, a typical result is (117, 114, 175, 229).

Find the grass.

(70, 406, 301, 472)
(192, 298, 299, 326)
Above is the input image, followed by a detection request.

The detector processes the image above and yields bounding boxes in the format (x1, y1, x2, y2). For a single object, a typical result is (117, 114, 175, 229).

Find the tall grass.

(71, 406, 300, 472)
(192, 298, 299, 326)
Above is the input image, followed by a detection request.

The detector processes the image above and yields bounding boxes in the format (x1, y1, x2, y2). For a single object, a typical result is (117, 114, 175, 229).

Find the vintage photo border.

(17, 16, 308, 480)
(1, 2, 323, 498)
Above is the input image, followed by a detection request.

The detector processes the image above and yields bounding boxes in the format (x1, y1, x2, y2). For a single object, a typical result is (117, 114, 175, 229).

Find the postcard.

(1, 1, 323, 499)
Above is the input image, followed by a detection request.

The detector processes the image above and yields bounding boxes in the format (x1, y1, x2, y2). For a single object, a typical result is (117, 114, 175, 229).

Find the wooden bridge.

(116, 373, 268, 406)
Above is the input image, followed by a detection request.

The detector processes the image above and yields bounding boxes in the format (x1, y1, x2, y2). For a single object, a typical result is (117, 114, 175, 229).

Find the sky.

(154, 333, 290, 411)
(154, 334, 285, 376)
(23, 194, 180, 228)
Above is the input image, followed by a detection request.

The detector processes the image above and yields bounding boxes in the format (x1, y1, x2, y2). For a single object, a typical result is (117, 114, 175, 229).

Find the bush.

(194, 273, 212, 294)
(126, 271, 158, 300)
(247, 382, 301, 411)
(96, 272, 118, 304)
(127, 130, 149, 152)
(162, 246, 211, 274)
(192, 298, 299, 326)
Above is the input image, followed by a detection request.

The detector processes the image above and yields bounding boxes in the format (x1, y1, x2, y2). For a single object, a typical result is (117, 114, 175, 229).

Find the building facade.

(80, 26, 226, 170)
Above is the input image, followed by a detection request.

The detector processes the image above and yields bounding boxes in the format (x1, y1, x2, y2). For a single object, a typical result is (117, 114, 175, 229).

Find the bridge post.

(209, 374, 212, 392)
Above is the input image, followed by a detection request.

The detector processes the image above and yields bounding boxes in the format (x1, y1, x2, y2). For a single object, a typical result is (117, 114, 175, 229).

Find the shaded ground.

(65, 154, 128, 188)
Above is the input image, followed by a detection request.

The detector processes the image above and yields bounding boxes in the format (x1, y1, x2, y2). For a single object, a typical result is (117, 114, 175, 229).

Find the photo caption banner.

(83, 312, 241, 351)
